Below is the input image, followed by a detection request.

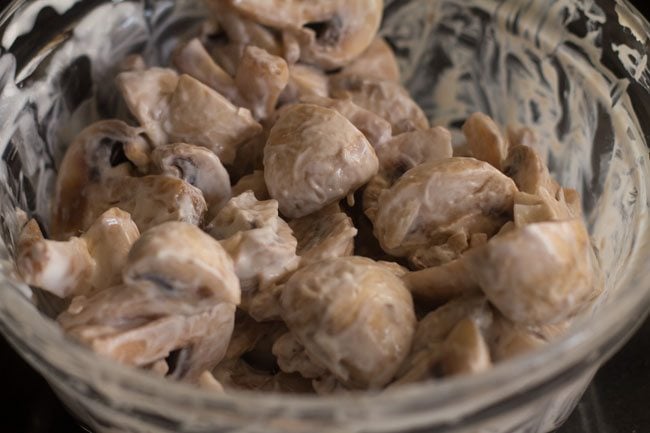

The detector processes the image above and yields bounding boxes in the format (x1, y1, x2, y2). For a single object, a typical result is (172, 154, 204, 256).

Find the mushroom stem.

(402, 259, 480, 304)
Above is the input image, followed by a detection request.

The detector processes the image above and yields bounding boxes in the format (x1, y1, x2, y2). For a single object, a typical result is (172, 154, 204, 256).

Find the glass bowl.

(0, 0, 649, 432)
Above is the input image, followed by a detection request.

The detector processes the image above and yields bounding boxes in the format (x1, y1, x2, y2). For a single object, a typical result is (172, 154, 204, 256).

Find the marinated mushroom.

(18, 208, 139, 298)
(336, 36, 400, 82)
(402, 257, 481, 304)
(279, 64, 329, 104)
(465, 219, 601, 326)
(279, 256, 416, 389)
(462, 112, 509, 171)
(288, 203, 357, 264)
(329, 75, 429, 134)
(264, 103, 378, 218)
(222, 0, 383, 69)
(212, 358, 314, 392)
(59, 222, 240, 380)
(151, 143, 231, 218)
(373, 158, 517, 268)
(117, 69, 262, 164)
(231, 170, 270, 200)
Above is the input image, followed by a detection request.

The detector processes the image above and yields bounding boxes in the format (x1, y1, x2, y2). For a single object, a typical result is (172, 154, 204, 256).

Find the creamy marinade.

(0, 0, 647, 392)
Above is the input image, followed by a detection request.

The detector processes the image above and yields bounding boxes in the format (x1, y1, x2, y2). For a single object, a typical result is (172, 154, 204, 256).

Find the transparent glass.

(0, 0, 649, 432)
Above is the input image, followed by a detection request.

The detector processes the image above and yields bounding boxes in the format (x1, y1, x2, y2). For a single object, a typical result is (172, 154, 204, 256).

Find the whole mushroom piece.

(336, 36, 400, 82)
(264, 103, 378, 218)
(279, 256, 416, 389)
(373, 157, 517, 268)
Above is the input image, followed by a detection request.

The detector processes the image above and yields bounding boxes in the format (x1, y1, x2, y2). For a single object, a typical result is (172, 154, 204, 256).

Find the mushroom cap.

(264, 103, 378, 218)
(124, 221, 241, 305)
(375, 127, 453, 173)
(289, 204, 357, 264)
(151, 143, 232, 217)
(337, 36, 400, 82)
(503, 144, 560, 196)
(330, 75, 429, 134)
(223, 0, 383, 69)
(464, 219, 598, 325)
(373, 157, 517, 261)
(51, 120, 147, 240)
(279, 256, 416, 389)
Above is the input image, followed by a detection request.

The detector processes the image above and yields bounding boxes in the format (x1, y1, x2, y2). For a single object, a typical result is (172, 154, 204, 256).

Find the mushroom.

(363, 126, 453, 222)
(59, 222, 240, 380)
(221, 0, 383, 69)
(117, 69, 262, 164)
(300, 94, 392, 148)
(502, 144, 560, 196)
(151, 143, 232, 218)
(393, 295, 491, 384)
(18, 208, 139, 298)
(437, 317, 492, 376)
(279, 64, 329, 104)
(464, 218, 601, 326)
(207, 192, 300, 313)
(512, 190, 574, 226)
(279, 256, 416, 389)
(462, 112, 509, 171)
(288, 203, 357, 264)
(234, 45, 290, 120)
(213, 358, 314, 392)
(229, 130, 268, 182)
(372, 157, 517, 269)
(336, 36, 400, 82)
(402, 257, 481, 305)
(198, 371, 226, 392)
(272, 332, 329, 379)
(224, 312, 286, 362)
(263, 103, 379, 218)
(231, 170, 270, 200)
(329, 75, 429, 134)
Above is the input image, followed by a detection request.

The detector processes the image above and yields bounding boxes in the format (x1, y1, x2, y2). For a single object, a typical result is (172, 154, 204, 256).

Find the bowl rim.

(0, 0, 649, 428)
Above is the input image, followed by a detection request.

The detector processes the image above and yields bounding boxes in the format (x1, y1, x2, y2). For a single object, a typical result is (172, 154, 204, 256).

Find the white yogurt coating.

(0, 0, 648, 430)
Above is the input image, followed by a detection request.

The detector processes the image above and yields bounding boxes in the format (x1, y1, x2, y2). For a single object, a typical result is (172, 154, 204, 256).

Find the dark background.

(1, 1, 649, 432)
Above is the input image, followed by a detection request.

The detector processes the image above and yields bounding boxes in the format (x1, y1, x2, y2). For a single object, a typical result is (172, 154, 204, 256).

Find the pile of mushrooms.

(15, 0, 602, 394)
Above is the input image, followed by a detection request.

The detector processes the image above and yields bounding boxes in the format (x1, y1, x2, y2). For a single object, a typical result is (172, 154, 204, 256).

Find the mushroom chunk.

(465, 219, 600, 326)
(394, 295, 491, 384)
(279, 64, 329, 104)
(231, 170, 270, 200)
(264, 104, 379, 218)
(373, 158, 517, 268)
(402, 257, 480, 304)
(235, 46, 290, 120)
(438, 317, 492, 376)
(300, 95, 392, 148)
(58, 222, 240, 380)
(273, 332, 328, 379)
(213, 358, 314, 392)
(288, 203, 357, 264)
(329, 75, 429, 134)
(336, 36, 400, 82)
(207, 192, 300, 306)
(18, 208, 139, 298)
(462, 112, 509, 171)
(222, 0, 383, 69)
(117, 70, 262, 164)
(51, 119, 147, 240)
(279, 257, 416, 389)
(151, 143, 231, 218)
(503, 144, 560, 196)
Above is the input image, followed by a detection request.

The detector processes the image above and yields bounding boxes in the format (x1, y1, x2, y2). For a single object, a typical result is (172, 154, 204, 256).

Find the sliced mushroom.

(502, 144, 560, 196)
(264, 103, 378, 218)
(207, 192, 300, 304)
(300, 94, 392, 148)
(373, 158, 517, 268)
(231, 171, 270, 200)
(336, 36, 400, 82)
(151, 143, 231, 218)
(51, 120, 147, 240)
(393, 295, 491, 384)
(222, 0, 383, 69)
(279, 256, 416, 389)
(235, 45, 290, 120)
(465, 219, 600, 325)
(462, 112, 509, 171)
(117, 70, 262, 164)
(330, 75, 429, 134)
(289, 203, 357, 264)
(279, 64, 329, 104)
